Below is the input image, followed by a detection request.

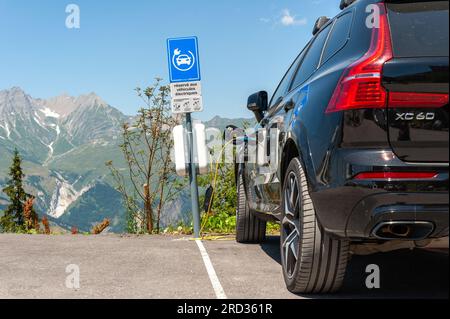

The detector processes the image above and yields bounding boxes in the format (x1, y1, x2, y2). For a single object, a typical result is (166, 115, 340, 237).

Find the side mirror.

(247, 91, 268, 122)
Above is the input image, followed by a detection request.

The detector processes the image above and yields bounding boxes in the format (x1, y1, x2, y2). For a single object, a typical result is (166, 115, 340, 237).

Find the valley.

(0, 87, 250, 233)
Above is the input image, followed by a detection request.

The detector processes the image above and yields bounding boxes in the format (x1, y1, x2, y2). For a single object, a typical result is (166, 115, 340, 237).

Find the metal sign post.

(167, 36, 202, 238)
(185, 113, 201, 238)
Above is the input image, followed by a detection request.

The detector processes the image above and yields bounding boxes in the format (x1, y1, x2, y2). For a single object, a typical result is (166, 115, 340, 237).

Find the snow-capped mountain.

(0, 88, 127, 161)
(0, 87, 244, 232)
(0, 87, 128, 232)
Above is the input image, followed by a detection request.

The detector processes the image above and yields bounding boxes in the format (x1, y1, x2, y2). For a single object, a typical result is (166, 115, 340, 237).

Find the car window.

(269, 47, 308, 108)
(290, 23, 332, 89)
(321, 12, 353, 63)
(387, 1, 449, 57)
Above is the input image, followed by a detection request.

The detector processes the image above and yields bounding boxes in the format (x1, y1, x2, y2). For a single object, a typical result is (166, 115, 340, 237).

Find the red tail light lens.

(388, 92, 449, 108)
(354, 172, 438, 180)
(326, 3, 393, 113)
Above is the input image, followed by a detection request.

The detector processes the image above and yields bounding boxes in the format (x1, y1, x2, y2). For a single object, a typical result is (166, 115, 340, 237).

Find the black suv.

(235, 0, 449, 294)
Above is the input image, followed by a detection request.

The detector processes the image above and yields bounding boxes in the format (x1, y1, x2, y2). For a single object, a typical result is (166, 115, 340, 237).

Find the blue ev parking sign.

(167, 36, 201, 83)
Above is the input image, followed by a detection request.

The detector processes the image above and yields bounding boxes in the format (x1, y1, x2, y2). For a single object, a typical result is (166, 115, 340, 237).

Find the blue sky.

(0, 0, 341, 120)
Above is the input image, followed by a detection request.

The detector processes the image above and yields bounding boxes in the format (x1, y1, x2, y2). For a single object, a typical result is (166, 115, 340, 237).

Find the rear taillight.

(354, 171, 439, 180)
(326, 3, 392, 113)
(388, 92, 449, 108)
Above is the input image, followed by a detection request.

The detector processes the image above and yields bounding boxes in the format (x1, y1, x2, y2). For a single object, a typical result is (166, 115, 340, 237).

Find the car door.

(250, 21, 334, 215)
(246, 48, 308, 214)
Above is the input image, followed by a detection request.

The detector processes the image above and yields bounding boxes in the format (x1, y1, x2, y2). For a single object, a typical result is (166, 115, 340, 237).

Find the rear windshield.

(387, 1, 449, 57)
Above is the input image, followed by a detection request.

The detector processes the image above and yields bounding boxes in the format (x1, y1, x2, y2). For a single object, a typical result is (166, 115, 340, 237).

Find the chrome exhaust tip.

(372, 221, 435, 240)
(386, 224, 411, 238)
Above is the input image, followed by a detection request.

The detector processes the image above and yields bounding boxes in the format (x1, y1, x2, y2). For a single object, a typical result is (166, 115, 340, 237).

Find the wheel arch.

(280, 136, 315, 189)
(280, 112, 319, 190)
(280, 138, 299, 187)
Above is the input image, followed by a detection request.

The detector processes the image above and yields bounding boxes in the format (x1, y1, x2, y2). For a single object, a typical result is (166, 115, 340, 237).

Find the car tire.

(281, 157, 350, 294)
(236, 172, 266, 243)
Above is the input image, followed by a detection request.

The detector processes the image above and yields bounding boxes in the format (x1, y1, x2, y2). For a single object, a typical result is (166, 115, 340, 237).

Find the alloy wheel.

(281, 171, 301, 279)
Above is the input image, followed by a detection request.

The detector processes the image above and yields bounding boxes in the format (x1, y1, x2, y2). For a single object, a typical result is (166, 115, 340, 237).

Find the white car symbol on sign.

(172, 49, 195, 72)
(176, 54, 192, 66)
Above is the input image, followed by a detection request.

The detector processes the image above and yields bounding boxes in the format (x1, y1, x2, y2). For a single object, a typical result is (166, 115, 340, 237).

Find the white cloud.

(280, 9, 307, 26)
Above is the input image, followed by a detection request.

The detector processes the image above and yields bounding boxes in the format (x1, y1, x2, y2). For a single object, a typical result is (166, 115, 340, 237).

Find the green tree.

(0, 149, 30, 232)
(106, 78, 182, 234)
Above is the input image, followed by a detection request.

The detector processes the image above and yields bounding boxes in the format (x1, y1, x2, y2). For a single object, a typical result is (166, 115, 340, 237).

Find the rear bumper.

(346, 192, 449, 239)
(310, 149, 449, 241)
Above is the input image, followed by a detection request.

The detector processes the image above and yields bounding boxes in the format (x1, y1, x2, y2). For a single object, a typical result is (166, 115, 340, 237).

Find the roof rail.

(312, 16, 330, 35)
(339, 0, 357, 10)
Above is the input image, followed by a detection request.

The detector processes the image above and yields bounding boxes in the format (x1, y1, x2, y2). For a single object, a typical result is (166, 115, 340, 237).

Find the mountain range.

(0, 87, 252, 233)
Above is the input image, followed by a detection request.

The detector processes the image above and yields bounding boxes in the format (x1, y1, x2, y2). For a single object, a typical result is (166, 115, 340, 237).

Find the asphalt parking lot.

(0, 234, 448, 299)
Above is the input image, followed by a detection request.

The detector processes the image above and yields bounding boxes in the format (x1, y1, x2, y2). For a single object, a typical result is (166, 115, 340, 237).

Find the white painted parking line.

(195, 239, 227, 299)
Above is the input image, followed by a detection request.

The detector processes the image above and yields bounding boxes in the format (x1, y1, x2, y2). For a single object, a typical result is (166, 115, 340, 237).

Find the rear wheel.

(236, 172, 266, 243)
(281, 158, 350, 294)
